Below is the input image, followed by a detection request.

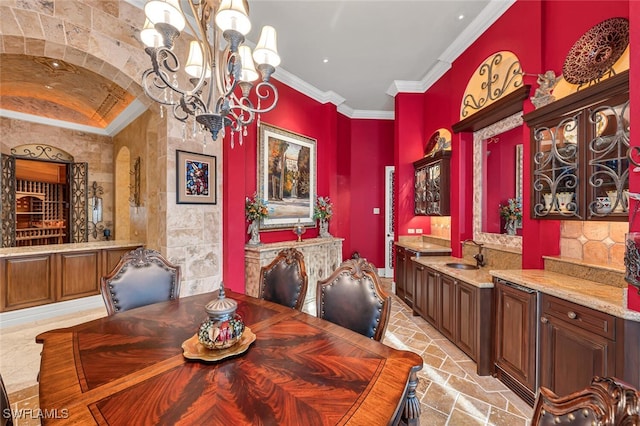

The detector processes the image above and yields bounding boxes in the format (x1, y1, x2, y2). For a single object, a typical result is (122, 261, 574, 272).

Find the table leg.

(402, 366, 421, 425)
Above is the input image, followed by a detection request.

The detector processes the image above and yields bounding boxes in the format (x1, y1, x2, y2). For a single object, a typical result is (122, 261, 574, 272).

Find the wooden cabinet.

(0, 244, 141, 312)
(524, 71, 629, 221)
(494, 279, 538, 406)
(412, 262, 427, 317)
(439, 274, 456, 341)
(412, 261, 493, 375)
(413, 151, 451, 216)
(394, 244, 449, 310)
(394, 245, 407, 303)
(58, 251, 101, 301)
(455, 280, 477, 358)
(424, 267, 440, 327)
(539, 293, 617, 397)
(1, 254, 56, 310)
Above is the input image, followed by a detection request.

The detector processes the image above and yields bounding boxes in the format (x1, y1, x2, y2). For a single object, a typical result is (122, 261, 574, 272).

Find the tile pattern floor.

(1, 280, 533, 425)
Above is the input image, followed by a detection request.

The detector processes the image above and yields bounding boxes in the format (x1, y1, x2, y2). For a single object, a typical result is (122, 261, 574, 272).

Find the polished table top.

(36, 290, 423, 425)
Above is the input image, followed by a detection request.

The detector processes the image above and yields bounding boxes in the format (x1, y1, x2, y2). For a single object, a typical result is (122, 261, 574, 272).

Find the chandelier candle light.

(140, 0, 281, 146)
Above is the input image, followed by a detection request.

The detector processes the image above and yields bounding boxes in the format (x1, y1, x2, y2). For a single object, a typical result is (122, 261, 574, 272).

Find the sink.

(445, 262, 479, 270)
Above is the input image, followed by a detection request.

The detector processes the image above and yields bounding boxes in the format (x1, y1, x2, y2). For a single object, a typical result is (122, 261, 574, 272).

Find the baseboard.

(0, 295, 104, 329)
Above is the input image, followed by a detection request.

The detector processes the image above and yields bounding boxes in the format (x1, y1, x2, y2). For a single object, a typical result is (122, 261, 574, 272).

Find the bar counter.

(0, 240, 142, 312)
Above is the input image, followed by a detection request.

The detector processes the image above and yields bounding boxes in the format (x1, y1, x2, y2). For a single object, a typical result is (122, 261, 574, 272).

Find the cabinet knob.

(567, 311, 577, 320)
(540, 316, 549, 324)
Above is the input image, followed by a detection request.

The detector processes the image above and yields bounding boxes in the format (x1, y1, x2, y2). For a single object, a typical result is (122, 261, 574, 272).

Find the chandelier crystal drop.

(140, 0, 280, 144)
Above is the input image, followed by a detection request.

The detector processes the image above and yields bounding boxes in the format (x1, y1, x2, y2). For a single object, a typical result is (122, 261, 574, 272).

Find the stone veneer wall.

(1, 117, 114, 242)
(560, 221, 627, 269)
(1, 0, 223, 297)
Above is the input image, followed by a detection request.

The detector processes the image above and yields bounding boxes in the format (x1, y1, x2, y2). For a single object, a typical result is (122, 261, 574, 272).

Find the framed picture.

(258, 123, 316, 230)
(176, 150, 217, 204)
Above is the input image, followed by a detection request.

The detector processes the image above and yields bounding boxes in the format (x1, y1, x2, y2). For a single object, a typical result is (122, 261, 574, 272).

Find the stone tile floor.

(1, 280, 532, 425)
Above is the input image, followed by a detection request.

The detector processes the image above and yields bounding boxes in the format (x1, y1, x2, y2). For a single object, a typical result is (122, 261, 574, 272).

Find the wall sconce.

(89, 181, 105, 239)
(129, 156, 141, 208)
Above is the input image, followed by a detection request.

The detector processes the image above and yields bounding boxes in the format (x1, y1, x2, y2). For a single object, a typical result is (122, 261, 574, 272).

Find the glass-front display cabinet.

(414, 150, 451, 216)
(524, 71, 629, 221)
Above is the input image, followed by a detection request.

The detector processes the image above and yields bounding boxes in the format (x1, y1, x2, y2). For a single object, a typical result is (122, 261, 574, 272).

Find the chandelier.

(139, 0, 280, 145)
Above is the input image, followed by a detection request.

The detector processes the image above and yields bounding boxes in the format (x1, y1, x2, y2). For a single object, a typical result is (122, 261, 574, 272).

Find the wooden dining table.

(36, 289, 423, 425)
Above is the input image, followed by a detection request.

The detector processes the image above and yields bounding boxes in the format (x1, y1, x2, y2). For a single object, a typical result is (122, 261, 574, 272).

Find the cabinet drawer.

(541, 294, 615, 340)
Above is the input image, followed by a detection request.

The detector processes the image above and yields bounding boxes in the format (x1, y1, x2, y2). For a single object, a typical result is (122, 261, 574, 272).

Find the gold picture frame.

(257, 123, 316, 230)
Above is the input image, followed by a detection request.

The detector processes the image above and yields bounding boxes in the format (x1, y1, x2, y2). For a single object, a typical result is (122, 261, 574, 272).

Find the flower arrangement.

(313, 196, 333, 220)
(245, 193, 269, 222)
(499, 197, 523, 221)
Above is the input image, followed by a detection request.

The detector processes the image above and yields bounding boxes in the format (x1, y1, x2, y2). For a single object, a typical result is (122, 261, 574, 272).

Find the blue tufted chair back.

(100, 248, 181, 315)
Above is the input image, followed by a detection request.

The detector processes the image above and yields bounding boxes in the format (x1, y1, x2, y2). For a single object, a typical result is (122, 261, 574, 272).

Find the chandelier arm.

(143, 47, 197, 101)
(142, 68, 181, 106)
(183, 0, 212, 99)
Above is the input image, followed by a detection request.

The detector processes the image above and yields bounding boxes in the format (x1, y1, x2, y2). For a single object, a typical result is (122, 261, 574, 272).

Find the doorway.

(384, 166, 395, 278)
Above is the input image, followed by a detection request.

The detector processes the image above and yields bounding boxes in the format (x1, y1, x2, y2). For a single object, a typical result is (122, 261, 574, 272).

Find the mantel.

(245, 237, 344, 315)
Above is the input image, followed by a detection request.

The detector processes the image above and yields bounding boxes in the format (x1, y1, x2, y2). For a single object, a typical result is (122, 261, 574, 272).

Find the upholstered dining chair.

(1, 373, 12, 426)
(259, 248, 308, 310)
(316, 257, 391, 342)
(100, 247, 181, 315)
(531, 376, 640, 425)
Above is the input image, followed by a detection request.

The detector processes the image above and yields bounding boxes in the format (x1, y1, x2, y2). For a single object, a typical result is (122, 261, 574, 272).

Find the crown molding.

(387, 0, 516, 98)
(125, 0, 516, 120)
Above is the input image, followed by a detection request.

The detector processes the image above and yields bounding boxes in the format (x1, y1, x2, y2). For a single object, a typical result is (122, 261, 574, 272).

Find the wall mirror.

(473, 112, 523, 250)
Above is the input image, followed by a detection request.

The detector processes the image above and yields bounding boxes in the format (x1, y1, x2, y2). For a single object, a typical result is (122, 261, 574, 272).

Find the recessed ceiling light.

(44, 85, 53, 90)
(323, 58, 329, 63)
(458, 14, 465, 20)
(51, 61, 60, 68)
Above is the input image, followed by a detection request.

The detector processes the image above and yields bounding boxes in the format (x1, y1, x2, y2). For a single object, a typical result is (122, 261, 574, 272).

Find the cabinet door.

(439, 274, 455, 341)
(404, 253, 415, 308)
(0, 255, 55, 311)
(539, 315, 616, 397)
(455, 280, 477, 360)
(57, 251, 100, 301)
(494, 281, 537, 393)
(412, 263, 426, 316)
(424, 268, 439, 328)
(394, 246, 406, 301)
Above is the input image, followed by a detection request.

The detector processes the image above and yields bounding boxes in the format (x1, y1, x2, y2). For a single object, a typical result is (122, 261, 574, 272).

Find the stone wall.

(1, 0, 223, 297)
(560, 221, 626, 269)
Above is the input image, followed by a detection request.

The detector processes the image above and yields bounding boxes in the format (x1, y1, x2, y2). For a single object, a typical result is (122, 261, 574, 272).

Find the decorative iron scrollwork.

(11, 144, 74, 162)
(1, 155, 16, 248)
(461, 53, 524, 118)
(532, 115, 581, 218)
(70, 162, 88, 243)
(588, 101, 630, 217)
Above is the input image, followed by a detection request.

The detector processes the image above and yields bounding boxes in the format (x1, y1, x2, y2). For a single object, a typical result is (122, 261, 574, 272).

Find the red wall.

(223, 79, 391, 292)
(347, 119, 394, 264)
(396, 0, 630, 267)
(223, 0, 638, 314)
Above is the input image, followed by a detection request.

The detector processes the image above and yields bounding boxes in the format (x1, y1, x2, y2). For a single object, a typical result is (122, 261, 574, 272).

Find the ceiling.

(0, 0, 514, 135)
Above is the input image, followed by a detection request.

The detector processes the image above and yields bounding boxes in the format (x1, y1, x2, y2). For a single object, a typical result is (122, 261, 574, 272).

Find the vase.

(319, 218, 331, 238)
(505, 219, 517, 236)
(247, 220, 261, 245)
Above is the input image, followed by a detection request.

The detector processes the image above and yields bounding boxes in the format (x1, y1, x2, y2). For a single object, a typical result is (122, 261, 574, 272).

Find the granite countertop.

(412, 256, 493, 288)
(411, 256, 640, 321)
(491, 269, 640, 322)
(0, 240, 143, 258)
(395, 241, 452, 254)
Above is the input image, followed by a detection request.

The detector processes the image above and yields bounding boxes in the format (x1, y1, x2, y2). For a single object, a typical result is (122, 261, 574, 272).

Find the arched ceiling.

(0, 54, 135, 129)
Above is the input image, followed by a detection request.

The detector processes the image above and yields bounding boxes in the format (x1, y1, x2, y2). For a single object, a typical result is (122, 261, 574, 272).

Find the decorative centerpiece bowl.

(197, 283, 245, 350)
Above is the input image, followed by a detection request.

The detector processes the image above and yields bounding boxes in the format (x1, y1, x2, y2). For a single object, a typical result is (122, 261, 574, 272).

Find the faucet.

(461, 239, 486, 268)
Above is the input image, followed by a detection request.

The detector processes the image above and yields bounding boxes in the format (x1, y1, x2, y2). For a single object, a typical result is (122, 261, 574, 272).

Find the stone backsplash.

(560, 221, 627, 269)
